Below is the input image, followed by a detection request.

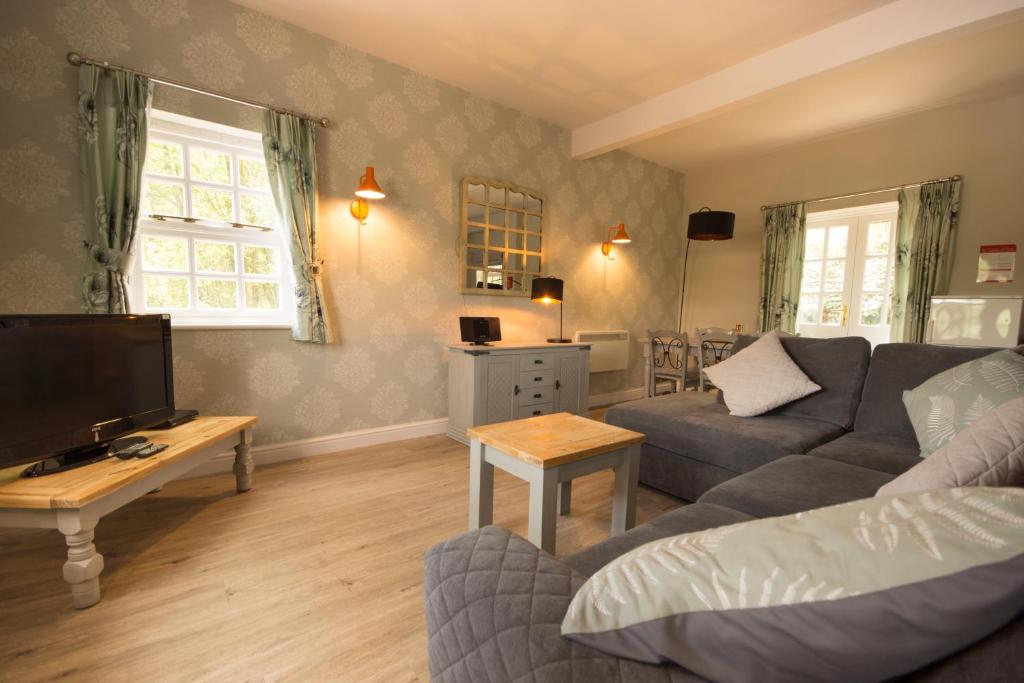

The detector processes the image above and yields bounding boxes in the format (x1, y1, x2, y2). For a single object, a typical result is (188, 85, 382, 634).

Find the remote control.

(114, 442, 150, 459)
(135, 443, 168, 458)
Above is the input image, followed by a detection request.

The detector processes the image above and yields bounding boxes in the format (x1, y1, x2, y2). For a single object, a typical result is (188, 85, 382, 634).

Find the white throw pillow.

(877, 396, 1024, 496)
(703, 330, 820, 417)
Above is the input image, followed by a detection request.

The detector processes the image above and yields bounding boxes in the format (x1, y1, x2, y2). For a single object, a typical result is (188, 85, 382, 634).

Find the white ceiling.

(231, 0, 1024, 170)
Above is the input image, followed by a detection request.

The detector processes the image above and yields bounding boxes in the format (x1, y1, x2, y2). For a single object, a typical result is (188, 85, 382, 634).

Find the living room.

(1, 1, 1022, 681)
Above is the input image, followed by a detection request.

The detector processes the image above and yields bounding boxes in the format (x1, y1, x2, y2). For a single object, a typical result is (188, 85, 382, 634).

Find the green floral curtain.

(758, 203, 807, 333)
(77, 65, 152, 313)
(890, 179, 961, 343)
(262, 111, 332, 344)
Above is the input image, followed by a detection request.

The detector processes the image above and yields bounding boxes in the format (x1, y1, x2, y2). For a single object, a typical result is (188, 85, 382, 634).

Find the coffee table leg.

(57, 509, 104, 609)
(469, 437, 494, 529)
(611, 444, 641, 536)
(528, 468, 559, 555)
(557, 480, 572, 516)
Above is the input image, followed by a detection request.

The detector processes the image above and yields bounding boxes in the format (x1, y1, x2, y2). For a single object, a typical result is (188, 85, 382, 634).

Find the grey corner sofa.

(424, 339, 1023, 682)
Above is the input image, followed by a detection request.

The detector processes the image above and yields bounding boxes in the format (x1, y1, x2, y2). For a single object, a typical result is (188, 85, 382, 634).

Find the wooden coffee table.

(467, 412, 645, 555)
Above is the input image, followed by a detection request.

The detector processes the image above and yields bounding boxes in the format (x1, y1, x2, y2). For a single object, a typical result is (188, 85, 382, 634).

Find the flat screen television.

(0, 314, 175, 475)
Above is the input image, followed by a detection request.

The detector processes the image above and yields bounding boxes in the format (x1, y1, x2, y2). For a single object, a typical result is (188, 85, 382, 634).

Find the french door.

(796, 202, 898, 346)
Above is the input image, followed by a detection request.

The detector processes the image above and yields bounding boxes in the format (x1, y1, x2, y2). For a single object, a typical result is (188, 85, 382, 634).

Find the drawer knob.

(534, 376, 543, 381)
(532, 410, 541, 415)
(534, 359, 543, 364)
(533, 393, 542, 399)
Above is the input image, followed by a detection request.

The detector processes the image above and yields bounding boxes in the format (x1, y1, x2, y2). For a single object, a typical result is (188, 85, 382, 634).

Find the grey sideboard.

(446, 342, 591, 444)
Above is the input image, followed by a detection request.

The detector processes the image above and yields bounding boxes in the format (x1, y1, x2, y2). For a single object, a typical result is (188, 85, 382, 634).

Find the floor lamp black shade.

(531, 277, 571, 343)
(679, 208, 735, 331)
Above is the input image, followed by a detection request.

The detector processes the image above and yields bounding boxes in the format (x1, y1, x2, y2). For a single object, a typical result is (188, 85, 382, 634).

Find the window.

(132, 110, 293, 328)
(797, 202, 897, 346)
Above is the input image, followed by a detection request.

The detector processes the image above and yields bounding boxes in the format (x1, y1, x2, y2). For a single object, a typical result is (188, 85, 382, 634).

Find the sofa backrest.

(723, 335, 871, 429)
(854, 343, 997, 440)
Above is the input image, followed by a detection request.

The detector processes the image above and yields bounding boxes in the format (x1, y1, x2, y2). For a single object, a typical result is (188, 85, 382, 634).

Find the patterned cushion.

(562, 488, 1024, 683)
(878, 397, 1024, 495)
(702, 331, 820, 417)
(902, 348, 1024, 457)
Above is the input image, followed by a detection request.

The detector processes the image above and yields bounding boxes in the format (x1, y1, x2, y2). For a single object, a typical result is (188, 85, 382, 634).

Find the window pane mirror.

(460, 177, 545, 296)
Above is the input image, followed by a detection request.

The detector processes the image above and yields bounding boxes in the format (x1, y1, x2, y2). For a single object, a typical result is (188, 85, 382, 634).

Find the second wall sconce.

(601, 223, 631, 259)
(350, 166, 386, 225)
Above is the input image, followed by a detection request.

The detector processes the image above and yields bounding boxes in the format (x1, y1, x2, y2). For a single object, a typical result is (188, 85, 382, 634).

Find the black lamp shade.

(687, 208, 735, 241)
(531, 277, 563, 303)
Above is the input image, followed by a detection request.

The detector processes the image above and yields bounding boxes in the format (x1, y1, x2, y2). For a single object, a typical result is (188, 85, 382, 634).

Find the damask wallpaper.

(0, 0, 686, 445)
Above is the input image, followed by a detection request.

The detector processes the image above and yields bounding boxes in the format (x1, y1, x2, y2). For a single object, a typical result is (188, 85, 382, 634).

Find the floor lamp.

(677, 208, 735, 332)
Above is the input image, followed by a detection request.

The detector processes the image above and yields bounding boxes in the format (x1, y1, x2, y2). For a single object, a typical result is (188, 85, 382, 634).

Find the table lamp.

(531, 277, 571, 343)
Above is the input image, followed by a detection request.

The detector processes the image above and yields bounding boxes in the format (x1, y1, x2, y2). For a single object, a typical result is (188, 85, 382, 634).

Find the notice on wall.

(977, 243, 1016, 283)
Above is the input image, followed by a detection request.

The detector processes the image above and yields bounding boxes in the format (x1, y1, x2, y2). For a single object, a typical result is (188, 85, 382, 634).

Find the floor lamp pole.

(677, 237, 691, 333)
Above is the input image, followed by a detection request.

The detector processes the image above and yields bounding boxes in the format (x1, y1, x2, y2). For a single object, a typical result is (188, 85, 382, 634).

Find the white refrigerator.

(927, 295, 1024, 348)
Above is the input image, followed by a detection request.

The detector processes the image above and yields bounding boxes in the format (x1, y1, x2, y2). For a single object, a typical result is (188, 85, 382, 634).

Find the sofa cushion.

(606, 393, 844, 474)
(562, 488, 1024, 683)
(723, 334, 871, 428)
(565, 503, 754, 577)
(854, 343, 996, 439)
(808, 431, 921, 475)
(697, 454, 893, 517)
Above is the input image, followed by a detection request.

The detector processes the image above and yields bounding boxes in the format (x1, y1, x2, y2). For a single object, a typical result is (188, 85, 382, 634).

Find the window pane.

(801, 261, 822, 291)
(195, 240, 237, 273)
(146, 140, 183, 177)
(143, 180, 185, 216)
(508, 231, 523, 250)
(508, 210, 525, 229)
(240, 193, 276, 227)
(243, 245, 278, 275)
(805, 228, 825, 260)
(467, 203, 485, 223)
(524, 254, 541, 273)
(144, 275, 190, 309)
(488, 186, 505, 206)
(866, 221, 891, 255)
(190, 147, 231, 184)
(142, 235, 187, 271)
(527, 194, 542, 212)
(822, 294, 844, 325)
(466, 247, 483, 267)
(826, 225, 848, 258)
(488, 207, 505, 226)
(860, 293, 884, 326)
(527, 214, 542, 232)
(467, 226, 484, 246)
(798, 293, 819, 324)
(526, 234, 541, 252)
(823, 259, 845, 292)
(467, 183, 485, 203)
(197, 278, 238, 309)
(862, 256, 888, 292)
(192, 186, 234, 222)
(245, 281, 279, 309)
(238, 158, 269, 190)
(488, 228, 504, 248)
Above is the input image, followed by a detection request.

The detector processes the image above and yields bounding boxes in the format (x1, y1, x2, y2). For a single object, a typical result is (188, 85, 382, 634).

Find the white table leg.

(233, 427, 254, 492)
(528, 468, 559, 555)
(57, 510, 103, 609)
(469, 438, 493, 529)
(611, 444, 641, 536)
(557, 480, 572, 516)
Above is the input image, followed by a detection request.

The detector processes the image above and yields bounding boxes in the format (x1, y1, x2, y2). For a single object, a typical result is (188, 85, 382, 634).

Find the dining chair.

(695, 327, 738, 391)
(646, 329, 700, 397)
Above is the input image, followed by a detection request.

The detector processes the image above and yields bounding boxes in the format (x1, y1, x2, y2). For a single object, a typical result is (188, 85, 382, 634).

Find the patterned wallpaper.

(0, 0, 685, 445)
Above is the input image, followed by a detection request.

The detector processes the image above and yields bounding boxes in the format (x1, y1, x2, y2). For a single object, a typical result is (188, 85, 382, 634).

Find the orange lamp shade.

(610, 223, 631, 243)
(354, 166, 385, 199)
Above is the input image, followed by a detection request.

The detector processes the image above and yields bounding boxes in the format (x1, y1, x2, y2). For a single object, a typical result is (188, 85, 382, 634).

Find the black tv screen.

(0, 314, 175, 469)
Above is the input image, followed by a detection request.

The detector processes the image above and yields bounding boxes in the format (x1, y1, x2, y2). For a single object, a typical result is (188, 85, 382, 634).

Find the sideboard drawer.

(517, 402, 554, 419)
(520, 352, 554, 370)
(518, 386, 553, 407)
(519, 370, 553, 389)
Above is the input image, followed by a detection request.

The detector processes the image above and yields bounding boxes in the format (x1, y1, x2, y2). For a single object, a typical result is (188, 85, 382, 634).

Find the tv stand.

(0, 416, 257, 609)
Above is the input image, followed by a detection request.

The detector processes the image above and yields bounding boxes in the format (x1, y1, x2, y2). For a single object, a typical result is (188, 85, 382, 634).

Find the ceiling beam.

(571, 0, 1024, 159)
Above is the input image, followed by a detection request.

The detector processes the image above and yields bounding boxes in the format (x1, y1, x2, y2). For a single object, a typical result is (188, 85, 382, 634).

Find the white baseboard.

(588, 383, 673, 407)
(184, 417, 448, 479)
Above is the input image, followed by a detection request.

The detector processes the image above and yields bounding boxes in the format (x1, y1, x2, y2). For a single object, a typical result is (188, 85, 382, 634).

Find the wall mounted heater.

(574, 330, 630, 372)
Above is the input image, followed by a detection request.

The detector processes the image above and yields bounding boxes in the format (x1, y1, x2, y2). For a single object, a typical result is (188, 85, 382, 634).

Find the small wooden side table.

(467, 412, 644, 555)
(0, 416, 257, 609)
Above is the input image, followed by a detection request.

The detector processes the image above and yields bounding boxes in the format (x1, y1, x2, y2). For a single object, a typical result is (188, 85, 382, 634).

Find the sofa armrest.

(424, 525, 688, 683)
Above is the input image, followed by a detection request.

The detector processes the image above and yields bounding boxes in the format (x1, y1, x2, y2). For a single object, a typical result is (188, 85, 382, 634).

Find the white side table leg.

(57, 510, 103, 609)
(528, 468, 559, 555)
(611, 444, 641, 536)
(469, 438, 493, 529)
(233, 427, 254, 492)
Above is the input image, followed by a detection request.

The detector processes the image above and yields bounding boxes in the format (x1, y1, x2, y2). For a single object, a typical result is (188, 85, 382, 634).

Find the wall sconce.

(600, 223, 631, 259)
(350, 166, 386, 225)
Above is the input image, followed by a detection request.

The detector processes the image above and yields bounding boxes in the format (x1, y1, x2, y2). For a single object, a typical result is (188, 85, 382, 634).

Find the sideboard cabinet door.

(484, 355, 517, 424)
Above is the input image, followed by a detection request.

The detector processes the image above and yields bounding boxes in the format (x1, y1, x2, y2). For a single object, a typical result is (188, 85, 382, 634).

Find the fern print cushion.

(562, 487, 1024, 683)
(903, 348, 1024, 457)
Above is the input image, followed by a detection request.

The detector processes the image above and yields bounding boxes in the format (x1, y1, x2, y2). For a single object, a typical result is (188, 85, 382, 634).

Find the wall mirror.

(460, 177, 546, 296)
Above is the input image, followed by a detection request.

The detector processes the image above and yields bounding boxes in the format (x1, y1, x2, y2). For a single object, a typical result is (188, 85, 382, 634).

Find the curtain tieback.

(87, 244, 127, 272)
(302, 258, 325, 280)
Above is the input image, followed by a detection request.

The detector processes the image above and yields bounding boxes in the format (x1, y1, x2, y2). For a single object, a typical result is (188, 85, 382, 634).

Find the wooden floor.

(0, 430, 679, 682)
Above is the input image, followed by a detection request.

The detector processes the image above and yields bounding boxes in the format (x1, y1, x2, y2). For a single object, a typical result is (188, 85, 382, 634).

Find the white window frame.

(131, 110, 294, 329)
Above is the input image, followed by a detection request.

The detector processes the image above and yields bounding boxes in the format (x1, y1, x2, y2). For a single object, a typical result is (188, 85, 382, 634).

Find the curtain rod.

(66, 52, 329, 128)
(760, 175, 961, 212)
